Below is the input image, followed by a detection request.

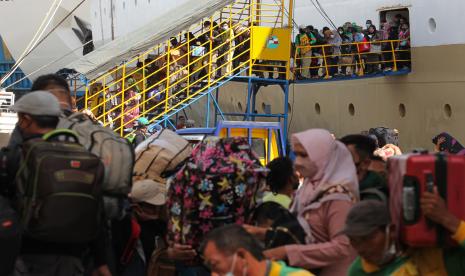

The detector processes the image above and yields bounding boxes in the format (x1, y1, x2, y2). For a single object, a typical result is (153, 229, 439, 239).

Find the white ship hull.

(1, 0, 464, 150)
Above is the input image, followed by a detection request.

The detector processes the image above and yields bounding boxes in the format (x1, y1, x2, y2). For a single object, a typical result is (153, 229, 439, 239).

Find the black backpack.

(0, 196, 21, 276)
(16, 129, 104, 243)
(369, 127, 399, 147)
(251, 202, 306, 249)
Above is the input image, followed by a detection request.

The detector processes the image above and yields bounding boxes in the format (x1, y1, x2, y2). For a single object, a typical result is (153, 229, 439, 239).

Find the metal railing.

(82, 0, 290, 138)
(294, 39, 411, 79)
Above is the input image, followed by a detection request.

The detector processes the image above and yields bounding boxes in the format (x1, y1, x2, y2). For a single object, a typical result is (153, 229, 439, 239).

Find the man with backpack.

(3, 91, 108, 276)
(7, 74, 74, 149)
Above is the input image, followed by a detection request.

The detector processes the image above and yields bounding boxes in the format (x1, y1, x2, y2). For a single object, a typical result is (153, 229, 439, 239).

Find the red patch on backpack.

(2, 220, 12, 228)
(70, 160, 81, 168)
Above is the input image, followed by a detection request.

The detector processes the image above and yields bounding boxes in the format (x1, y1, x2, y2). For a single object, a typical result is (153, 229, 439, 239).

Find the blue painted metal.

(221, 112, 285, 118)
(206, 93, 210, 127)
(0, 61, 32, 90)
(245, 77, 253, 121)
(176, 128, 216, 135)
(282, 81, 289, 142)
(211, 88, 225, 122)
(0, 36, 32, 90)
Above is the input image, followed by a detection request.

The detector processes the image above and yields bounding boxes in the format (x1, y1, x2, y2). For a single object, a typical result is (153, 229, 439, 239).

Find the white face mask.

(294, 156, 319, 179)
(225, 253, 247, 276)
(222, 25, 228, 30)
(330, 34, 335, 39)
(225, 253, 237, 276)
(377, 226, 397, 266)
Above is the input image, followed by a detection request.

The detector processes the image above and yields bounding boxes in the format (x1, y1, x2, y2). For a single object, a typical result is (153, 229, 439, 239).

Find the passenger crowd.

(84, 15, 412, 135)
(294, 14, 411, 79)
(2, 71, 463, 276)
(85, 20, 243, 132)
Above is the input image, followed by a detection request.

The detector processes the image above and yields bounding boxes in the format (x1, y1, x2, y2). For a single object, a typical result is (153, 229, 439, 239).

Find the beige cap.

(130, 179, 167, 206)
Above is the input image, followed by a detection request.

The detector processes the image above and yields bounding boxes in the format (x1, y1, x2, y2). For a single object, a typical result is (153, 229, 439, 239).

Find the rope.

(0, 0, 64, 86)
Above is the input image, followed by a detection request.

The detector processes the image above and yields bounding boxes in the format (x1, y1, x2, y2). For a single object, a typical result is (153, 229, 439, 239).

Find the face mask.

(225, 253, 237, 276)
(339, 30, 344, 34)
(222, 25, 228, 30)
(294, 156, 318, 179)
(366, 24, 371, 29)
(330, 34, 335, 39)
(377, 226, 397, 266)
(17, 116, 31, 137)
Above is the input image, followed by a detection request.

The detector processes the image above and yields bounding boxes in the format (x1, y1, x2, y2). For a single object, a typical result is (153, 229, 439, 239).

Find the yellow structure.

(251, 27, 292, 61)
(81, 0, 410, 139)
(82, 0, 293, 137)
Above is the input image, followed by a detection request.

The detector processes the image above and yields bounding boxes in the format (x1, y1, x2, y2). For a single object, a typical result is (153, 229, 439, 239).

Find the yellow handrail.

(82, 0, 293, 138)
(293, 39, 411, 79)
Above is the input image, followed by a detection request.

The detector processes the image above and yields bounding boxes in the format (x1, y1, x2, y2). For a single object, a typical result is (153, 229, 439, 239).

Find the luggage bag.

(388, 152, 465, 247)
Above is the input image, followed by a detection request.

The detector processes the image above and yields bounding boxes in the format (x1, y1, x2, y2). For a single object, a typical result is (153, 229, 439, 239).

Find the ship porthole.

(315, 103, 321, 115)
(444, 104, 452, 118)
(348, 103, 355, 116)
(237, 102, 243, 111)
(399, 104, 406, 118)
(429, 18, 437, 33)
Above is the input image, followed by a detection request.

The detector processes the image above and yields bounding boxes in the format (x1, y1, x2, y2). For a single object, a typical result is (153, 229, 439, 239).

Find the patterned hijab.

(432, 132, 465, 155)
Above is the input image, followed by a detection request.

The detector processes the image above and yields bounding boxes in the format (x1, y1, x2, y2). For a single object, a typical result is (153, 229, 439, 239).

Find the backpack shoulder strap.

(360, 188, 388, 203)
(42, 129, 80, 144)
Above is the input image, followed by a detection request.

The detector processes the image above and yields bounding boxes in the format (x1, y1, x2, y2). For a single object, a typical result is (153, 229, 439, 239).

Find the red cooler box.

(388, 152, 465, 247)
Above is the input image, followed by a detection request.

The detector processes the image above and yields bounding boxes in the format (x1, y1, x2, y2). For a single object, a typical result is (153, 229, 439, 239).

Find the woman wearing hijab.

(380, 21, 394, 71)
(432, 132, 465, 155)
(248, 129, 358, 276)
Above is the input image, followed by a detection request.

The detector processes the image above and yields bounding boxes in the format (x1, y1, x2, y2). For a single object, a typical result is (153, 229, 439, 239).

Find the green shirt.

(263, 192, 292, 209)
(348, 222, 465, 275)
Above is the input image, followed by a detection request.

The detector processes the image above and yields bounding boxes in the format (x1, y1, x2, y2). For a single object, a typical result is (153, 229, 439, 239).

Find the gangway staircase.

(83, 0, 294, 138)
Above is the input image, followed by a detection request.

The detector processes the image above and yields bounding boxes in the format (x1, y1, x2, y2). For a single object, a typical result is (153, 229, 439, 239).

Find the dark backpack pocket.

(27, 193, 100, 243)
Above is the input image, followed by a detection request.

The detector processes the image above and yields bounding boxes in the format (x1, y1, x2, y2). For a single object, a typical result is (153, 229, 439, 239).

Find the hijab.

(382, 22, 391, 40)
(290, 129, 359, 214)
(432, 132, 465, 155)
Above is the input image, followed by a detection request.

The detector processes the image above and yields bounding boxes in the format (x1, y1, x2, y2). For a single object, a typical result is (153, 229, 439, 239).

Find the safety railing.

(83, 0, 289, 138)
(250, 1, 286, 27)
(294, 39, 411, 79)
